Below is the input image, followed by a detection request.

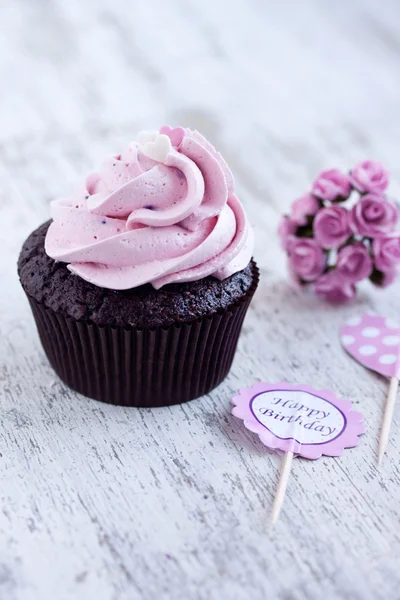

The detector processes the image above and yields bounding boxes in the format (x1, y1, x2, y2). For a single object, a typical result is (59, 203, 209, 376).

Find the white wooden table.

(2, 1, 400, 598)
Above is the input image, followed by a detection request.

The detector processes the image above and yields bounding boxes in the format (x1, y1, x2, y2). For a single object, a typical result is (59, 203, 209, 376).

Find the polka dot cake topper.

(341, 314, 400, 377)
(341, 313, 400, 463)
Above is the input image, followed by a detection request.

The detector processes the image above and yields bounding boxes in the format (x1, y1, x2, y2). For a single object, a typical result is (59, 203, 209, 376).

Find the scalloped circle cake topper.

(232, 382, 365, 523)
(232, 382, 364, 459)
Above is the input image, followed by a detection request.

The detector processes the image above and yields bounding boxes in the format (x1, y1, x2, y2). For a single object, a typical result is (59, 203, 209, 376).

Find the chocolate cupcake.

(18, 126, 258, 406)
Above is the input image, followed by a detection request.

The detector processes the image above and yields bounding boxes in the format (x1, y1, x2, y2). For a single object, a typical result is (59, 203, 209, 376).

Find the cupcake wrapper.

(26, 266, 259, 407)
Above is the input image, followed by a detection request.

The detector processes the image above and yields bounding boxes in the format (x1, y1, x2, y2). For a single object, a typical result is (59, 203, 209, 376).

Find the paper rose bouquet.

(279, 161, 400, 302)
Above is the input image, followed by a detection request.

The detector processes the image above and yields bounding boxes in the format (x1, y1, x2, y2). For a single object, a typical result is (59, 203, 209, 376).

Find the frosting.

(45, 127, 254, 290)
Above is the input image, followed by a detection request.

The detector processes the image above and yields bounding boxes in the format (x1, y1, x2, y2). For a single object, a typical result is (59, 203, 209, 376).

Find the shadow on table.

(253, 275, 373, 320)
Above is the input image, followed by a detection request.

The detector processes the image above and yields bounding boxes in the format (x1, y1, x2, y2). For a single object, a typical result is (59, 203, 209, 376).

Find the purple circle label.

(250, 389, 346, 446)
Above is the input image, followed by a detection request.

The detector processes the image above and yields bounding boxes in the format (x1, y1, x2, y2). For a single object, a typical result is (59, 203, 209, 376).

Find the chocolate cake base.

(18, 221, 256, 328)
(18, 222, 259, 406)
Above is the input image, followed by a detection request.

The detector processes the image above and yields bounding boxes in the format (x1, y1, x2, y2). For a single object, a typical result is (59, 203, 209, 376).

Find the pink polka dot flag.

(341, 313, 400, 464)
(341, 314, 400, 379)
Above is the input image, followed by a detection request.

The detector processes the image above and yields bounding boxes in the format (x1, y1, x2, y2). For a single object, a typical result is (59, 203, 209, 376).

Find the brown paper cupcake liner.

(26, 265, 259, 407)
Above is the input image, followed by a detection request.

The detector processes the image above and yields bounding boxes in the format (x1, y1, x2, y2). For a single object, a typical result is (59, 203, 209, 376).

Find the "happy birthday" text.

(257, 397, 336, 437)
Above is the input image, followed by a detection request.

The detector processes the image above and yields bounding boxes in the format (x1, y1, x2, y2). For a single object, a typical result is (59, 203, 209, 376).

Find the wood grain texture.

(2, 1, 400, 598)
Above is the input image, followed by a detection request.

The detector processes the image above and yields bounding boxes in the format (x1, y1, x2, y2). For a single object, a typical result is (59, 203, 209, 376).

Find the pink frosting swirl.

(45, 127, 254, 290)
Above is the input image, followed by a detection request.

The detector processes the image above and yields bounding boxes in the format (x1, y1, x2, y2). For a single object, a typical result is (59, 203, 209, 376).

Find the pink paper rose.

(336, 242, 372, 283)
(287, 238, 326, 282)
(290, 193, 320, 225)
(288, 263, 303, 290)
(280, 160, 397, 301)
(314, 271, 356, 303)
(278, 216, 297, 250)
(311, 169, 351, 202)
(350, 160, 389, 194)
(373, 235, 400, 271)
(351, 195, 398, 237)
(313, 205, 351, 249)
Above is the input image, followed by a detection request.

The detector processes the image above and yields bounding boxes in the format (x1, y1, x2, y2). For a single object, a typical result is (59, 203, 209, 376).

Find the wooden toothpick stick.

(271, 451, 294, 525)
(378, 376, 399, 465)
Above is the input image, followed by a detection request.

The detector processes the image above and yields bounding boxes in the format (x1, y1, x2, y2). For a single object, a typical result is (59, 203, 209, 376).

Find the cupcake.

(18, 126, 258, 407)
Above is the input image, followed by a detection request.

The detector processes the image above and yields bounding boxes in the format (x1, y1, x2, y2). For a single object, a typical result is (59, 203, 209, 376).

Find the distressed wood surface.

(2, 1, 400, 599)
